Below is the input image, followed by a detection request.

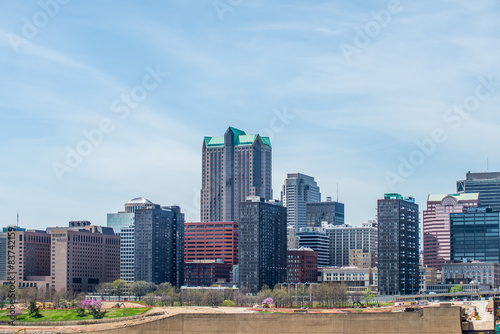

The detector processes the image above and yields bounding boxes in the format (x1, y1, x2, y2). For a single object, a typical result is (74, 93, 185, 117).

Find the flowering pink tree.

(81, 299, 103, 311)
(262, 297, 273, 305)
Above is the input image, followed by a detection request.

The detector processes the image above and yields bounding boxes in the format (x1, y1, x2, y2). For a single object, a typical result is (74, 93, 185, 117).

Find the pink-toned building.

(423, 193, 479, 270)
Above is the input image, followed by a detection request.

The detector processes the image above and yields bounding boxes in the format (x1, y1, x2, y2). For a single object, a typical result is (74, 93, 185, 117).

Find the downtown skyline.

(1, 1, 500, 229)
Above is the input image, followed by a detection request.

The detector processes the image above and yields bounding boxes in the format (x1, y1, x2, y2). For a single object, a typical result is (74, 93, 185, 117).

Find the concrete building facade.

(349, 249, 374, 269)
(49, 225, 120, 292)
(319, 266, 378, 293)
(325, 222, 378, 268)
(201, 127, 272, 222)
(441, 261, 500, 288)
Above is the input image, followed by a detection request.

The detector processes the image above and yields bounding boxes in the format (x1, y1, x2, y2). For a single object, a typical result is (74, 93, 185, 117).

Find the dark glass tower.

(457, 172, 500, 212)
(450, 208, 500, 263)
(238, 197, 287, 293)
(377, 193, 419, 295)
(306, 201, 345, 228)
(134, 205, 184, 286)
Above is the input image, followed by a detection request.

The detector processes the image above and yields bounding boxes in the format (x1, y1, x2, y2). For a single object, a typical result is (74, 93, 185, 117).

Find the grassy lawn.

(0, 307, 149, 323)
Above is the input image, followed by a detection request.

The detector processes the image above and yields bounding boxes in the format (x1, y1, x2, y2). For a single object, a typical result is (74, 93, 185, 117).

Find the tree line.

(1, 280, 359, 309)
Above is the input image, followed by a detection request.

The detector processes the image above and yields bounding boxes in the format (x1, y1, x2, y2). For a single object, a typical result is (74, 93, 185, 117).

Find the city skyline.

(1, 1, 500, 229)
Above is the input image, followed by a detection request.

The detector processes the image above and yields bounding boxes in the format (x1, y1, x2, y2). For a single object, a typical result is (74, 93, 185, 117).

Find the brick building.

(287, 248, 318, 283)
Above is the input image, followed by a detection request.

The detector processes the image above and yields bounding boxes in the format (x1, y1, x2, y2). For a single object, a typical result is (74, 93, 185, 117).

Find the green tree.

(363, 289, 375, 305)
(112, 279, 128, 300)
(130, 281, 150, 301)
(450, 284, 463, 293)
(143, 293, 157, 306)
(28, 300, 41, 317)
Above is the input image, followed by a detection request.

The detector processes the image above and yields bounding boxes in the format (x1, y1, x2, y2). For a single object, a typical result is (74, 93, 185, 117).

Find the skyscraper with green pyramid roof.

(201, 127, 273, 222)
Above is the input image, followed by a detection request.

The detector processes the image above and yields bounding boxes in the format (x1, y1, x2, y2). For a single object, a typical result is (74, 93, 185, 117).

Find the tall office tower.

(422, 193, 479, 270)
(457, 172, 500, 212)
(107, 197, 155, 282)
(306, 200, 345, 228)
(201, 127, 272, 222)
(325, 222, 378, 267)
(134, 204, 185, 286)
(377, 193, 419, 295)
(450, 208, 500, 263)
(281, 173, 321, 230)
(184, 221, 238, 265)
(297, 230, 330, 267)
(48, 225, 120, 292)
(238, 197, 287, 293)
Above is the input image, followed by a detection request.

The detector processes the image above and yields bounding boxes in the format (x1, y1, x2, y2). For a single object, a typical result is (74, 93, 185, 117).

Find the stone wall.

(95, 305, 462, 334)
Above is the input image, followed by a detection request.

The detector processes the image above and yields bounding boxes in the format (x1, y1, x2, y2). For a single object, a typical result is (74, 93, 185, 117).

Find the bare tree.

(201, 290, 223, 306)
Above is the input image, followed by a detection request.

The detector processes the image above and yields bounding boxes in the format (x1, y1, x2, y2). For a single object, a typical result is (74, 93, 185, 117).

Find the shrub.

(222, 300, 235, 307)
(76, 307, 86, 317)
(28, 300, 41, 317)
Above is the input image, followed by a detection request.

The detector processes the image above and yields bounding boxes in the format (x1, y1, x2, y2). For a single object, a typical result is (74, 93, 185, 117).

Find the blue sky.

(1, 0, 500, 229)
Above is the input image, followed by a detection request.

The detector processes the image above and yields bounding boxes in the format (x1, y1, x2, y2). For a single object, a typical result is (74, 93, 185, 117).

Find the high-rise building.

(184, 221, 238, 265)
(422, 193, 479, 270)
(48, 225, 120, 292)
(286, 248, 318, 283)
(281, 173, 320, 230)
(325, 222, 378, 267)
(377, 193, 419, 295)
(201, 127, 272, 222)
(107, 197, 155, 282)
(457, 172, 500, 212)
(297, 230, 330, 267)
(134, 204, 184, 286)
(306, 200, 344, 228)
(2, 226, 120, 292)
(450, 208, 500, 263)
(238, 197, 287, 293)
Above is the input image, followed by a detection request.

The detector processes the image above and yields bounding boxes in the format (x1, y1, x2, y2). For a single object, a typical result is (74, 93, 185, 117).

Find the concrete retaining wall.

(95, 305, 463, 334)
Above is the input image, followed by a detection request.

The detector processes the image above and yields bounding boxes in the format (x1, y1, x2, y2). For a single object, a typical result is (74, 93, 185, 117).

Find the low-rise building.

(419, 266, 438, 293)
(441, 261, 500, 289)
(318, 266, 378, 293)
(184, 260, 233, 287)
(287, 248, 318, 283)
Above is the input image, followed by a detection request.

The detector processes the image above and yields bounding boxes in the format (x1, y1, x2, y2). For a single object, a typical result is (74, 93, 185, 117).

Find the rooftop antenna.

(336, 183, 339, 202)
(16, 211, 19, 227)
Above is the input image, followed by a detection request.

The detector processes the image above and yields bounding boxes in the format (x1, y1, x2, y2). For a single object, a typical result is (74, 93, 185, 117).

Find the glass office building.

(450, 208, 500, 263)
